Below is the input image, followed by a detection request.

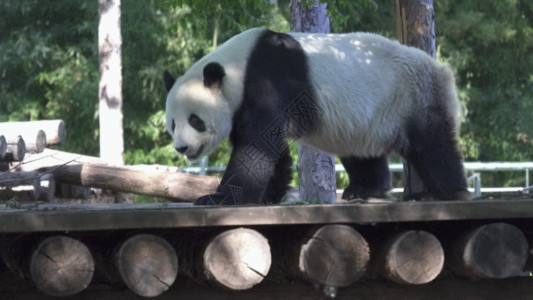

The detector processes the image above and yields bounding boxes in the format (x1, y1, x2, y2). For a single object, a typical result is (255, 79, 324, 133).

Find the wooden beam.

(0, 200, 531, 233)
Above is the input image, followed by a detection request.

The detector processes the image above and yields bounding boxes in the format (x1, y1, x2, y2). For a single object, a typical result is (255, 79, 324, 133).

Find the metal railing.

(181, 160, 533, 196)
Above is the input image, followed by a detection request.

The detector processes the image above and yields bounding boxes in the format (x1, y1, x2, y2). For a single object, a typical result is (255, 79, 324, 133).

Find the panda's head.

(164, 62, 233, 162)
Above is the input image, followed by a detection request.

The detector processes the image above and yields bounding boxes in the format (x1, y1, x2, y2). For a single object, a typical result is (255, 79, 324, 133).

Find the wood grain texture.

(115, 234, 177, 297)
(29, 236, 94, 297)
(448, 222, 529, 279)
(380, 230, 444, 284)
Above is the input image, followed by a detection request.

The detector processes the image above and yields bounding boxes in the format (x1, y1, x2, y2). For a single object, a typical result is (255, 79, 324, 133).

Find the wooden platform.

(0, 198, 532, 233)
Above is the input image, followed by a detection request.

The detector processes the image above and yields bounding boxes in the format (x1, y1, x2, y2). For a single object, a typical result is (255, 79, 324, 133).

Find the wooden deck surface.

(0, 198, 532, 232)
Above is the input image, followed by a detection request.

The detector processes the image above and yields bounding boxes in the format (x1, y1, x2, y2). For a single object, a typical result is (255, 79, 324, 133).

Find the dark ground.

(1, 270, 532, 300)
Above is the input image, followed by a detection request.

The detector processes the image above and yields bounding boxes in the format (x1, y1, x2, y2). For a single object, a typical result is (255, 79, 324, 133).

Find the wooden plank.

(0, 199, 532, 233)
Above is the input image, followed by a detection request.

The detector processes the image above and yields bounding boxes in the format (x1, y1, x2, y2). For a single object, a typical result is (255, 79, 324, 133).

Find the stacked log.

(447, 222, 529, 279)
(0, 120, 66, 146)
(375, 230, 444, 284)
(3, 135, 25, 162)
(276, 225, 370, 288)
(96, 234, 178, 297)
(0, 235, 94, 297)
(177, 228, 271, 290)
(0, 135, 6, 160)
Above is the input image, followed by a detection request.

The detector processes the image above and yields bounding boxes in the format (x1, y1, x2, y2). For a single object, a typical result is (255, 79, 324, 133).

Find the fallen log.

(1, 235, 94, 297)
(45, 163, 219, 202)
(276, 225, 370, 287)
(447, 222, 529, 279)
(177, 228, 271, 290)
(3, 136, 25, 162)
(0, 120, 66, 146)
(377, 230, 444, 284)
(13, 149, 219, 202)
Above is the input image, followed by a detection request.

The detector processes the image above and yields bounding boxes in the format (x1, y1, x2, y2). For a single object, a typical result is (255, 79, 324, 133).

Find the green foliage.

(0, 0, 99, 154)
(1, 0, 531, 191)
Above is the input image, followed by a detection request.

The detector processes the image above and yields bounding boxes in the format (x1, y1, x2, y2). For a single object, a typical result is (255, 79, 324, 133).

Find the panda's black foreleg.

(194, 141, 289, 206)
(340, 156, 392, 200)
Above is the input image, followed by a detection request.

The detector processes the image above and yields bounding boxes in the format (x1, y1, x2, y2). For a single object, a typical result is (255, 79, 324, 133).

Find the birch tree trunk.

(290, 0, 336, 204)
(395, 0, 435, 200)
(98, 0, 124, 165)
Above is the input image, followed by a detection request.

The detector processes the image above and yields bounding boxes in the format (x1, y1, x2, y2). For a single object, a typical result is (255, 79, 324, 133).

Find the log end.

(299, 225, 370, 287)
(115, 234, 178, 297)
(204, 228, 271, 290)
(383, 230, 444, 285)
(30, 236, 94, 297)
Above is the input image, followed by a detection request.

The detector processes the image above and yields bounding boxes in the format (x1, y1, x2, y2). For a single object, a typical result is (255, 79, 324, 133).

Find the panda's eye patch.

(171, 119, 176, 133)
(188, 114, 206, 132)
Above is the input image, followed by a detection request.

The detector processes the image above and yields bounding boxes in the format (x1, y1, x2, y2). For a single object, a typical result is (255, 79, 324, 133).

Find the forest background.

(1, 0, 532, 189)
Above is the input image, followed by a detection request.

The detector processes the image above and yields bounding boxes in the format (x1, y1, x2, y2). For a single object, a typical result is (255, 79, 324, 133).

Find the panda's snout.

(175, 146, 188, 154)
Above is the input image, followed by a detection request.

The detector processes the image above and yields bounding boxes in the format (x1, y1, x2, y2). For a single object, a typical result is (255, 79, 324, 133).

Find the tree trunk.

(290, 0, 336, 204)
(98, 0, 124, 165)
(395, 0, 435, 200)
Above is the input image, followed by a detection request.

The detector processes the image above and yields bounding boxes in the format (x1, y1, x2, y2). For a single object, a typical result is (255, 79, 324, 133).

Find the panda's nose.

(175, 146, 188, 154)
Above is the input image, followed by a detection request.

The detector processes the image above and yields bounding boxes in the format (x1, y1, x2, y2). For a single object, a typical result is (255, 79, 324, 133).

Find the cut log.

(3, 136, 25, 162)
(278, 225, 370, 287)
(378, 230, 444, 284)
(448, 222, 529, 279)
(12, 149, 219, 202)
(0, 235, 94, 297)
(43, 163, 219, 202)
(113, 234, 177, 297)
(178, 228, 271, 290)
(1, 130, 46, 154)
(0, 120, 66, 145)
(0, 135, 6, 160)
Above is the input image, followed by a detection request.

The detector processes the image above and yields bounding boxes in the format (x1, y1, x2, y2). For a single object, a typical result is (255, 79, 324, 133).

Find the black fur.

(195, 30, 316, 205)
(203, 62, 226, 87)
(163, 70, 175, 92)
(340, 156, 392, 199)
(193, 29, 471, 205)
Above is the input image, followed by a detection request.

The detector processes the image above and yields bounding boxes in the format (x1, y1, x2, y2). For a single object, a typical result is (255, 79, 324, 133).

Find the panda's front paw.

(194, 192, 234, 206)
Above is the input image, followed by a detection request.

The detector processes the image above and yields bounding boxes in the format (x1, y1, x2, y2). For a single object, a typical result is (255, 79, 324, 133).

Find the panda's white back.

(289, 32, 434, 157)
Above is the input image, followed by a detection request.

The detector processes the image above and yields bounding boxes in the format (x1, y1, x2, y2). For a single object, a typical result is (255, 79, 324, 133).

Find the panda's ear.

(163, 70, 175, 93)
(203, 62, 225, 88)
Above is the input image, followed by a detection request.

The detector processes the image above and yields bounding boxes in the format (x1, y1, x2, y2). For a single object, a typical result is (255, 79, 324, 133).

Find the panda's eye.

(171, 119, 176, 133)
(188, 114, 206, 132)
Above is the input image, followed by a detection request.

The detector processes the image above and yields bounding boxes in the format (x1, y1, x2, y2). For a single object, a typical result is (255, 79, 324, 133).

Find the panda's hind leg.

(402, 116, 472, 201)
(340, 156, 392, 200)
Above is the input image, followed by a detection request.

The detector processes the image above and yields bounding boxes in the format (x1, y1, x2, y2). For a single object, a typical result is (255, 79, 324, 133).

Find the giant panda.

(164, 28, 472, 205)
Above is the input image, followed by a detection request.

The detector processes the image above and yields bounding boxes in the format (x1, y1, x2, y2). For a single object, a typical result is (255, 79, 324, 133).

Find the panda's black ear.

(163, 70, 175, 93)
(203, 62, 225, 88)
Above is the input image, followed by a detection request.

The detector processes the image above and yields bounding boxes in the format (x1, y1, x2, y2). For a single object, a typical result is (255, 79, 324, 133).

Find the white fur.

(288, 32, 459, 157)
(166, 28, 264, 160)
(166, 28, 460, 160)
